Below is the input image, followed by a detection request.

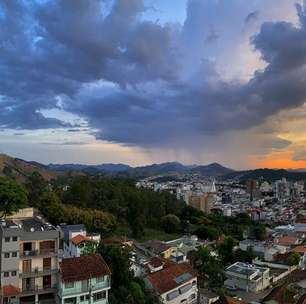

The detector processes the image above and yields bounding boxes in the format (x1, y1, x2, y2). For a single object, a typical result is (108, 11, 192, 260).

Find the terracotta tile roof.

(276, 236, 300, 246)
(146, 261, 197, 294)
(222, 296, 246, 304)
(60, 254, 111, 282)
(292, 245, 306, 254)
(148, 257, 166, 268)
(71, 234, 92, 246)
(1, 285, 21, 297)
(144, 240, 173, 254)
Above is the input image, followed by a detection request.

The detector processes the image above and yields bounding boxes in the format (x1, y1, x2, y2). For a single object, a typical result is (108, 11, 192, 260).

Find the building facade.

(0, 208, 62, 304)
(58, 255, 111, 304)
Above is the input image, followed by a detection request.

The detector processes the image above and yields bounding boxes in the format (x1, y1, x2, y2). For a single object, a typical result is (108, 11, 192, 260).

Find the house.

(275, 236, 301, 248)
(225, 262, 270, 293)
(199, 289, 219, 304)
(143, 240, 176, 259)
(59, 224, 100, 258)
(0, 208, 62, 304)
(144, 257, 198, 304)
(58, 255, 111, 304)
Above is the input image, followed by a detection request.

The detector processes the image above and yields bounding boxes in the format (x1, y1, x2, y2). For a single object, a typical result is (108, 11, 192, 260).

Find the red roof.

(1, 285, 21, 297)
(60, 254, 111, 282)
(276, 236, 300, 246)
(292, 245, 306, 254)
(147, 261, 197, 294)
(71, 234, 92, 246)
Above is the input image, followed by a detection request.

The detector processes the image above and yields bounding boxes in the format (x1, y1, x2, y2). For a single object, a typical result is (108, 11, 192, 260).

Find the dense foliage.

(25, 173, 185, 238)
(0, 176, 28, 218)
(98, 244, 158, 304)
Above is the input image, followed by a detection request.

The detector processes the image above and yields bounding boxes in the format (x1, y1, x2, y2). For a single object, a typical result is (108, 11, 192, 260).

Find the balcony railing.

(20, 249, 58, 258)
(21, 284, 57, 296)
(20, 267, 58, 278)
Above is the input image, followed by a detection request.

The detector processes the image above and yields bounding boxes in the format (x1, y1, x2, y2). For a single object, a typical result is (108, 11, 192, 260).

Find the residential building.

(0, 208, 62, 304)
(58, 255, 111, 304)
(144, 257, 198, 304)
(59, 225, 100, 258)
(225, 262, 270, 293)
(188, 193, 214, 214)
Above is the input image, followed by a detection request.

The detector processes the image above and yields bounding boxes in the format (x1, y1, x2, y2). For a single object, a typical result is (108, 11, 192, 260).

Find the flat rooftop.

(1, 216, 56, 232)
(227, 262, 268, 277)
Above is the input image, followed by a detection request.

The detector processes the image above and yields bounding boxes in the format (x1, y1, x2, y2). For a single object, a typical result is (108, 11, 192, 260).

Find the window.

(93, 291, 106, 302)
(85, 295, 90, 300)
(12, 236, 17, 242)
(96, 276, 104, 283)
(11, 271, 16, 276)
(4, 237, 10, 243)
(65, 282, 74, 289)
(64, 298, 76, 304)
(12, 252, 17, 258)
(80, 296, 85, 302)
(4, 272, 9, 277)
(4, 253, 9, 258)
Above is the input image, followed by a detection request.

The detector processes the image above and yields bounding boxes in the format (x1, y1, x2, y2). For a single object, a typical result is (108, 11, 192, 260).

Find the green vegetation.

(287, 252, 301, 266)
(98, 244, 158, 304)
(0, 176, 28, 218)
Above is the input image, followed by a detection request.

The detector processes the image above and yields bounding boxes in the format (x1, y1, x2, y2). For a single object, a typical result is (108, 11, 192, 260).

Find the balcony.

(20, 267, 58, 278)
(20, 249, 58, 258)
(21, 284, 57, 296)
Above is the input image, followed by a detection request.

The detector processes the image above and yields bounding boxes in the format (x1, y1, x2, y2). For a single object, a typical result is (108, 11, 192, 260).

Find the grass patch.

(138, 228, 181, 242)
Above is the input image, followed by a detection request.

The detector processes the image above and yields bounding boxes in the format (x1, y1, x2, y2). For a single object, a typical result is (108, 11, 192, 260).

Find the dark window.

(11, 271, 16, 276)
(4, 272, 9, 277)
(93, 291, 106, 302)
(12, 236, 17, 242)
(80, 296, 85, 302)
(12, 252, 17, 257)
(4, 237, 10, 242)
(4, 253, 9, 258)
(64, 298, 76, 304)
(86, 295, 90, 300)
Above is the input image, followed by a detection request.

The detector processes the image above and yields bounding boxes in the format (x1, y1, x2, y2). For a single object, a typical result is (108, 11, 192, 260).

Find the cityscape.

(2, 0, 306, 304)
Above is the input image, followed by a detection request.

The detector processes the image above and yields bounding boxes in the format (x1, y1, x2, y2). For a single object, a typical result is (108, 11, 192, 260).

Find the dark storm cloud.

(1, 0, 306, 147)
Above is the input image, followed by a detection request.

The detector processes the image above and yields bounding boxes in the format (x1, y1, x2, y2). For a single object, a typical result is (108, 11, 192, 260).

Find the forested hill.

(222, 168, 306, 182)
(20, 173, 186, 239)
(0, 153, 60, 182)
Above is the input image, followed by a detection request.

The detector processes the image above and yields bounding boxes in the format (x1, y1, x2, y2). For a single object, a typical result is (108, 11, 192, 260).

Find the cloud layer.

(1, 0, 306, 155)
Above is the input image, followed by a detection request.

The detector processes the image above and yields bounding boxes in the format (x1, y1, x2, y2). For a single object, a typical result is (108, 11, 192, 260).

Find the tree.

(287, 252, 301, 266)
(81, 242, 98, 256)
(26, 171, 47, 205)
(161, 214, 181, 233)
(194, 226, 221, 240)
(195, 247, 225, 289)
(0, 177, 28, 218)
(217, 236, 235, 265)
(250, 225, 267, 241)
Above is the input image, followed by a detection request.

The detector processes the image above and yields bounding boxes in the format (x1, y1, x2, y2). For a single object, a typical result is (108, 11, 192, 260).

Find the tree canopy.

(0, 176, 28, 218)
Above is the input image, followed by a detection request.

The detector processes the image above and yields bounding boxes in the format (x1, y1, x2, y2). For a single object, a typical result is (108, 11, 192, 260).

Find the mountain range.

(2, 153, 306, 182)
(48, 161, 235, 177)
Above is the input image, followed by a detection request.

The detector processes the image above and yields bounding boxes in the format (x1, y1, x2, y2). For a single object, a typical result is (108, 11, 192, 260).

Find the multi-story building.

(59, 224, 100, 258)
(144, 257, 198, 304)
(0, 208, 62, 304)
(224, 262, 270, 293)
(58, 255, 111, 304)
(188, 193, 214, 214)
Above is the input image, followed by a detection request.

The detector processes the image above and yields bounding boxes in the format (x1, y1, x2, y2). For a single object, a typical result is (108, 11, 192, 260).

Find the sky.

(2, 0, 306, 169)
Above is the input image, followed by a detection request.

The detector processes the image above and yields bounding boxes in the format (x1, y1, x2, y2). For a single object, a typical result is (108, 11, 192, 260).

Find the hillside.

(222, 168, 306, 182)
(0, 154, 60, 182)
(48, 161, 234, 177)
